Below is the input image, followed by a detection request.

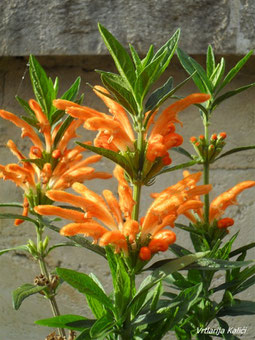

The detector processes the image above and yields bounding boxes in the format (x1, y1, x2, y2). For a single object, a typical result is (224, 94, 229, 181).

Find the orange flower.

(0, 101, 111, 225)
(35, 168, 211, 259)
(180, 171, 255, 229)
(53, 88, 210, 169)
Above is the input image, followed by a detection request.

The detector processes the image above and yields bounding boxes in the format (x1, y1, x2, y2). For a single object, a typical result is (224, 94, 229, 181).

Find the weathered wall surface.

(0, 55, 254, 339)
(0, 0, 255, 56)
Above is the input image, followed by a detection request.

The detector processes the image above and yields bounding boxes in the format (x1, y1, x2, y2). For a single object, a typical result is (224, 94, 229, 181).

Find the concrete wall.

(1, 0, 255, 56)
(0, 0, 255, 339)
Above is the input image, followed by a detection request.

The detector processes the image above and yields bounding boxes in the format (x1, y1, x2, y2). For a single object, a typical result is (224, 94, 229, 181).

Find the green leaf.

(61, 77, 81, 101)
(215, 145, 255, 160)
(129, 44, 142, 72)
(86, 274, 106, 319)
(135, 50, 168, 103)
(46, 242, 78, 255)
(99, 71, 138, 115)
(0, 245, 29, 256)
(35, 315, 94, 331)
(22, 158, 44, 170)
(206, 45, 215, 78)
(189, 57, 213, 93)
(177, 48, 208, 93)
(216, 50, 253, 94)
(0, 202, 23, 208)
(20, 115, 39, 129)
(210, 57, 225, 89)
(29, 55, 55, 119)
(56, 268, 115, 312)
(43, 220, 106, 258)
(218, 299, 255, 317)
(169, 243, 192, 257)
(234, 274, 255, 295)
(15, 96, 35, 118)
(212, 82, 255, 110)
(171, 146, 193, 159)
(75, 329, 91, 340)
(98, 23, 136, 90)
(141, 45, 154, 68)
(77, 142, 133, 178)
(157, 160, 197, 175)
(128, 252, 208, 311)
(217, 318, 241, 340)
(53, 116, 74, 149)
(89, 314, 115, 339)
(0, 213, 39, 225)
(152, 29, 180, 77)
(13, 283, 46, 310)
(145, 77, 173, 111)
(229, 242, 255, 258)
(53, 76, 59, 97)
(190, 258, 254, 271)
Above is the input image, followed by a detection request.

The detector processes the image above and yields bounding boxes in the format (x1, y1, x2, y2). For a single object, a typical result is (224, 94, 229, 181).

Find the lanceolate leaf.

(13, 283, 46, 310)
(15, 95, 35, 118)
(177, 48, 208, 93)
(212, 82, 255, 109)
(77, 142, 133, 178)
(211, 57, 225, 89)
(29, 55, 55, 119)
(56, 268, 115, 312)
(145, 76, 173, 111)
(0, 213, 39, 225)
(35, 314, 94, 331)
(135, 51, 168, 103)
(190, 258, 254, 271)
(129, 44, 142, 72)
(90, 314, 115, 339)
(53, 116, 74, 149)
(98, 23, 136, 91)
(206, 45, 215, 78)
(0, 245, 29, 256)
(216, 50, 254, 94)
(61, 77, 81, 101)
(128, 252, 208, 310)
(100, 71, 138, 115)
(215, 145, 255, 160)
(152, 29, 180, 77)
(171, 146, 193, 159)
(218, 299, 255, 317)
(157, 160, 197, 175)
(229, 242, 255, 258)
(0, 203, 23, 208)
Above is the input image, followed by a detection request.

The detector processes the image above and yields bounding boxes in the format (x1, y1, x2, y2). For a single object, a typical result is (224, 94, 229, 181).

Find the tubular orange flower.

(35, 169, 211, 260)
(180, 171, 255, 230)
(209, 181, 255, 222)
(0, 100, 111, 225)
(53, 88, 210, 173)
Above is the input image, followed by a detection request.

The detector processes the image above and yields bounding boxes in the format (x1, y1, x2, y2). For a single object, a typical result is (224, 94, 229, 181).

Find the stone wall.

(1, 0, 255, 56)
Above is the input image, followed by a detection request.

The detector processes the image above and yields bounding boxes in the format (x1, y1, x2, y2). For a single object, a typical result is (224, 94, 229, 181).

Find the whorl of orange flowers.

(53, 88, 210, 166)
(0, 100, 111, 225)
(180, 171, 255, 229)
(35, 166, 212, 260)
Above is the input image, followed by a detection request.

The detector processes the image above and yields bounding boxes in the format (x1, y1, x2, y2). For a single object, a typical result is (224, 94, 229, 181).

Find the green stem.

(132, 127, 144, 221)
(36, 226, 66, 338)
(203, 116, 210, 226)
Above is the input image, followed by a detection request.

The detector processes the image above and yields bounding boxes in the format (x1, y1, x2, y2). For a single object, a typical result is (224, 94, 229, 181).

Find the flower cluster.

(190, 132, 227, 162)
(53, 87, 210, 179)
(35, 166, 212, 260)
(0, 100, 111, 224)
(179, 171, 255, 230)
